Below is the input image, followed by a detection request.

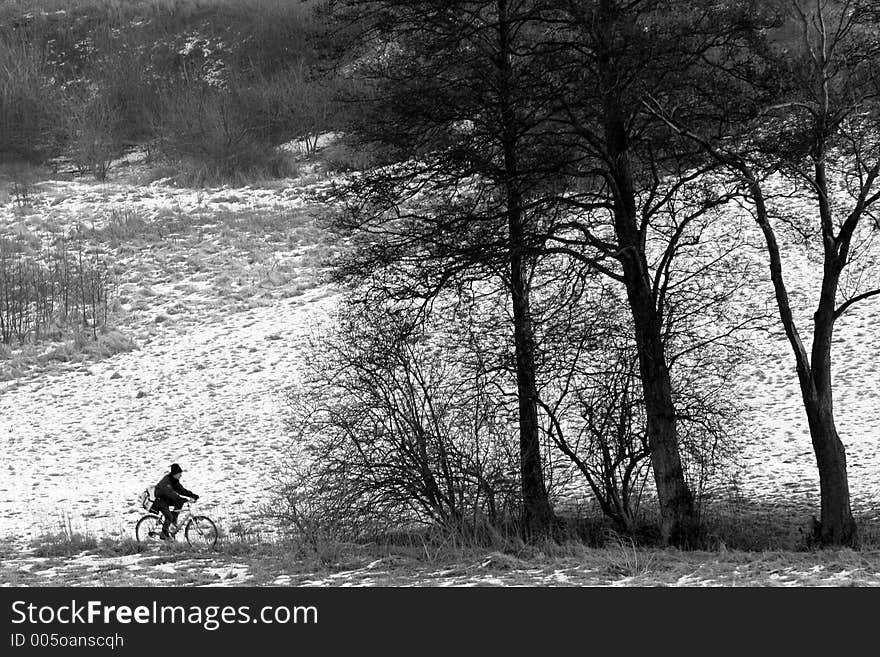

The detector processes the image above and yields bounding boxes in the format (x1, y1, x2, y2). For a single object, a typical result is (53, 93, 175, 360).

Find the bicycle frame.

(166, 501, 196, 534)
(144, 500, 195, 532)
(136, 499, 218, 549)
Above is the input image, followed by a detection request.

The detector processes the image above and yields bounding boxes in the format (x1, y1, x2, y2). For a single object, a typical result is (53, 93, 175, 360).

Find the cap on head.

(169, 463, 183, 475)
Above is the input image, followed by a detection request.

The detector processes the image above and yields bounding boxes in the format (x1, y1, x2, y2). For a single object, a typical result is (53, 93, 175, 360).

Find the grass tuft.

(601, 532, 656, 578)
(29, 531, 98, 558)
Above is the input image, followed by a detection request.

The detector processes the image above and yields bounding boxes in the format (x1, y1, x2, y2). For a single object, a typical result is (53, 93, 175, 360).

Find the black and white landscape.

(1, 0, 879, 586)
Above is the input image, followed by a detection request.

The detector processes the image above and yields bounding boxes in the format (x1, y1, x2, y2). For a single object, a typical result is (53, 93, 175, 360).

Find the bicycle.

(135, 490, 219, 549)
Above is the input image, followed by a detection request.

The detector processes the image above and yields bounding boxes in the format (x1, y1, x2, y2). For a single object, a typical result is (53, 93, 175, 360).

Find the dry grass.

(0, 196, 330, 384)
(29, 531, 98, 558)
(0, 329, 137, 381)
(46, 329, 137, 362)
(602, 533, 657, 577)
(97, 537, 148, 557)
(5, 521, 880, 586)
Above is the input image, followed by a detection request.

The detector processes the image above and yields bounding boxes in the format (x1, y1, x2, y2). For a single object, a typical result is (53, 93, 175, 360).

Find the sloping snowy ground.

(0, 166, 878, 550)
(725, 180, 880, 519)
(735, 298, 880, 518)
(0, 286, 335, 540)
(1, 170, 338, 541)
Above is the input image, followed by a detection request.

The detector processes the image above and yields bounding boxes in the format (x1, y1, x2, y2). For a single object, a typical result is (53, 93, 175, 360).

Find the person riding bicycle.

(153, 463, 199, 539)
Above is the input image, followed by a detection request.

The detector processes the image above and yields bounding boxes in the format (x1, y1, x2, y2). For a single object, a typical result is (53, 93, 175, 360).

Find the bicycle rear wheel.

(185, 515, 218, 550)
(135, 514, 164, 543)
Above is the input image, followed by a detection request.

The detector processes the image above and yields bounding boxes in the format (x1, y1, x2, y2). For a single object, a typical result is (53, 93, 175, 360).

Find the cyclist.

(153, 463, 199, 539)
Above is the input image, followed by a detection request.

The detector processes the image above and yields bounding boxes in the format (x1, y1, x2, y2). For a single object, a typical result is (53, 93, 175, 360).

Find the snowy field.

(736, 297, 880, 518)
(726, 180, 880, 520)
(1, 162, 879, 548)
(0, 163, 339, 541)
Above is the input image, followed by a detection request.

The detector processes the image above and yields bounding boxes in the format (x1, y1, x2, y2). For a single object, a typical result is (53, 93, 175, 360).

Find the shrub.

(0, 231, 116, 344)
(66, 91, 122, 180)
(0, 29, 66, 162)
(153, 80, 298, 185)
(274, 299, 522, 543)
(531, 253, 745, 536)
(244, 64, 341, 156)
(547, 339, 654, 534)
(321, 139, 382, 173)
(0, 0, 338, 176)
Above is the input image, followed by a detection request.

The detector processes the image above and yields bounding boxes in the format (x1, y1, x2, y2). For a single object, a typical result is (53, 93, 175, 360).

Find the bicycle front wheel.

(185, 515, 218, 550)
(135, 514, 164, 544)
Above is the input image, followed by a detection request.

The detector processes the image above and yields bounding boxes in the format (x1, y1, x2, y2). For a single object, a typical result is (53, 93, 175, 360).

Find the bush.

(0, 0, 339, 176)
(153, 80, 298, 185)
(0, 231, 116, 345)
(243, 65, 339, 157)
(89, 30, 162, 147)
(547, 338, 654, 534)
(142, 2, 337, 184)
(274, 299, 522, 543)
(0, 29, 66, 162)
(321, 139, 382, 173)
(530, 246, 746, 535)
(66, 91, 123, 180)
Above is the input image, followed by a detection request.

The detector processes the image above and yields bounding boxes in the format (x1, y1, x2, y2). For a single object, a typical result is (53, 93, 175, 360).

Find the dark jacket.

(154, 474, 195, 504)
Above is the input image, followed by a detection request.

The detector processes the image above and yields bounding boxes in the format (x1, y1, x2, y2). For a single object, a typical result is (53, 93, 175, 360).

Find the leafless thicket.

(0, 231, 115, 345)
(278, 301, 522, 544)
(278, 250, 747, 545)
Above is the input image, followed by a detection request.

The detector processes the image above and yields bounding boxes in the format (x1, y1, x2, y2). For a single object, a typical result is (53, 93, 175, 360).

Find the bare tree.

(532, 224, 753, 534)
(328, 0, 566, 538)
(649, 0, 880, 546)
(327, 0, 765, 546)
(518, 0, 757, 545)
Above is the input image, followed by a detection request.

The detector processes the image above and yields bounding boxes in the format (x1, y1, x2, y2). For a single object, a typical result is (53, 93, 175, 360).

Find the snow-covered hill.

(0, 165, 337, 540)
(1, 163, 878, 544)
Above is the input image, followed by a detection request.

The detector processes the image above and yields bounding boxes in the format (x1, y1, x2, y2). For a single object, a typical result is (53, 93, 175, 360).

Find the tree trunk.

(622, 255, 699, 546)
(801, 385, 857, 546)
(509, 239, 554, 539)
(497, 0, 553, 540)
(803, 266, 857, 546)
(602, 84, 699, 546)
(748, 173, 858, 547)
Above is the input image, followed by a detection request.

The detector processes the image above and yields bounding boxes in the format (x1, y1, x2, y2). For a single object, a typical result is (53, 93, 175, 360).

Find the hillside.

(1, 157, 879, 543)
(0, 153, 338, 541)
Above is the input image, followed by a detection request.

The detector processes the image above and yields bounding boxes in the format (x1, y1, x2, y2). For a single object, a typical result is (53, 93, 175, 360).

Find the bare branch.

(834, 288, 880, 319)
